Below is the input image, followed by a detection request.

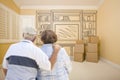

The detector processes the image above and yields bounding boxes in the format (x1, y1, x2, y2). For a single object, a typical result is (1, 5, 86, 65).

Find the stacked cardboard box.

(89, 36, 99, 43)
(86, 43, 98, 53)
(74, 40, 84, 62)
(85, 36, 99, 62)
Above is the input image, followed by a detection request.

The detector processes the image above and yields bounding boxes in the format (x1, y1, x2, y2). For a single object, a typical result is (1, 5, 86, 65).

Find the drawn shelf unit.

(36, 10, 97, 45)
(36, 10, 52, 45)
(53, 11, 81, 22)
(52, 10, 82, 41)
(82, 10, 97, 42)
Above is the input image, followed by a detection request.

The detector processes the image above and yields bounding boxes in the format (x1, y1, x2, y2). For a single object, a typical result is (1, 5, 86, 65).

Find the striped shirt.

(37, 44, 72, 80)
(2, 40, 51, 80)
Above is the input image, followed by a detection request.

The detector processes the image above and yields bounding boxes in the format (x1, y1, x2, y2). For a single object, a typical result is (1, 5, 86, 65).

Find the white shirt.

(37, 44, 72, 80)
(2, 40, 51, 80)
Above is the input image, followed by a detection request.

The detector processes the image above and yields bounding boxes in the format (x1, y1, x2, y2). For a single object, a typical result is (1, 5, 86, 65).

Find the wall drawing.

(55, 24, 79, 40)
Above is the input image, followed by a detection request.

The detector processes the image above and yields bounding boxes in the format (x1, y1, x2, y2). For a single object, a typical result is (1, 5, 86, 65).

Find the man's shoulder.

(9, 42, 19, 48)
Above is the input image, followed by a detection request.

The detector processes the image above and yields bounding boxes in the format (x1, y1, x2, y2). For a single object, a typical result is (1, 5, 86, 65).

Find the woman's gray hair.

(23, 27, 37, 40)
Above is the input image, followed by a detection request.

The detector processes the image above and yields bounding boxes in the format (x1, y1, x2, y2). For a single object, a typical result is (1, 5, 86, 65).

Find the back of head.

(41, 30, 57, 44)
(23, 27, 37, 35)
(23, 27, 37, 41)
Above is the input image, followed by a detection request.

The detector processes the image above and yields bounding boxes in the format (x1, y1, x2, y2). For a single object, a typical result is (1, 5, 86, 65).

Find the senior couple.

(2, 27, 72, 80)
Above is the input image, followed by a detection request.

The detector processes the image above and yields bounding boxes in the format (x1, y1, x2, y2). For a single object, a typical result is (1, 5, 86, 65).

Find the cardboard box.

(86, 43, 98, 53)
(74, 44, 84, 53)
(74, 53, 84, 62)
(76, 40, 84, 44)
(89, 36, 99, 43)
(86, 52, 99, 62)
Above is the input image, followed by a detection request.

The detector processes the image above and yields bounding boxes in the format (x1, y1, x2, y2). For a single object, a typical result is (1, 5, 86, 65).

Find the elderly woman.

(37, 30, 72, 80)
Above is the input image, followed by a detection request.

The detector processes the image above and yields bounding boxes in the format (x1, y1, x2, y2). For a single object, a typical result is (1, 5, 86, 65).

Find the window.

(0, 3, 20, 43)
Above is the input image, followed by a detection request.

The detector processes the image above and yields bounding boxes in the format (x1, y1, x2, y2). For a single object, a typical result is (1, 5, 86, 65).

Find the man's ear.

(22, 33, 24, 37)
(32, 35, 37, 42)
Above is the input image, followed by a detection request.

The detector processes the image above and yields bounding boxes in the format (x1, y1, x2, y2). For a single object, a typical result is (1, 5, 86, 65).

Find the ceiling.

(13, 0, 104, 9)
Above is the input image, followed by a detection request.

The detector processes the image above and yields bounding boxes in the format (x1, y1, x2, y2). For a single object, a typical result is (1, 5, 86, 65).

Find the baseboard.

(100, 57, 120, 70)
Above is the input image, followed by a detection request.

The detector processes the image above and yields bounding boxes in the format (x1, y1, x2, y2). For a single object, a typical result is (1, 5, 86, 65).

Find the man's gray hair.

(23, 27, 37, 40)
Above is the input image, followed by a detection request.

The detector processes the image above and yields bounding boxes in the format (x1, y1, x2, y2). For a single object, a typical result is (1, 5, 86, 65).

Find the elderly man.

(2, 27, 60, 80)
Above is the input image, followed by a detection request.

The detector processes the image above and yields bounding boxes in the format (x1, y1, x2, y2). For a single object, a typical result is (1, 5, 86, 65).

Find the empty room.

(0, 0, 120, 80)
